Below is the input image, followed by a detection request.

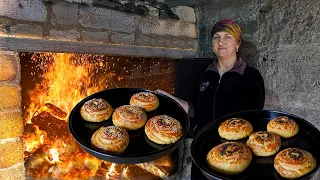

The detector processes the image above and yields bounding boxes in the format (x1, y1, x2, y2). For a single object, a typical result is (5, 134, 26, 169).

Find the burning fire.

(24, 125, 46, 153)
(22, 53, 175, 179)
(23, 53, 112, 179)
(25, 53, 109, 123)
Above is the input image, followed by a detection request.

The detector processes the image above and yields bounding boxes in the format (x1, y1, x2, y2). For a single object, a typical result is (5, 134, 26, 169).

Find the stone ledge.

(0, 36, 196, 58)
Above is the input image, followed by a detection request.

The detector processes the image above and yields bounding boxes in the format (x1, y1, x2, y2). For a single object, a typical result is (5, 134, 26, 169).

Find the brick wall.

(0, 51, 25, 180)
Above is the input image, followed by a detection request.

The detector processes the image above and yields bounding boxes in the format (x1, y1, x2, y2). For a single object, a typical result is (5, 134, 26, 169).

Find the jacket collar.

(205, 57, 246, 75)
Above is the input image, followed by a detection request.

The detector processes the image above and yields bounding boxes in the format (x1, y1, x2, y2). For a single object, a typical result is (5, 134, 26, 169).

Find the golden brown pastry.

(91, 126, 129, 154)
(246, 131, 281, 156)
(274, 148, 316, 179)
(112, 105, 147, 130)
(267, 116, 299, 138)
(206, 142, 252, 174)
(80, 98, 113, 122)
(130, 92, 159, 112)
(218, 118, 253, 140)
(145, 115, 183, 144)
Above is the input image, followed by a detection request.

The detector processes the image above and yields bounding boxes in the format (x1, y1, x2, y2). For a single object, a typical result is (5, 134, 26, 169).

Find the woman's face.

(212, 31, 239, 59)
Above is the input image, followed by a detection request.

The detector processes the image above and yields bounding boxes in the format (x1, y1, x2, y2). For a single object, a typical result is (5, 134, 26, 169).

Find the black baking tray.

(191, 110, 320, 180)
(68, 88, 189, 164)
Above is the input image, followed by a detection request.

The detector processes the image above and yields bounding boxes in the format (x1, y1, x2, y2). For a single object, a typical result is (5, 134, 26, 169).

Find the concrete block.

(109, 10, 136, 33)
(111, 32, 134, 45)
(171, 6, 196, 23)
(79, 6, 135, 33)
(139, 16, 197, 38)
(0, 112, 23, 139)
(52, 1, 78, 26)
(49, 29, 79, 41)
(82, 31, 108, 43)
(0, 85, 20, 109)
(0, 0, 46, 22)
(0, 53, 18, 81)
(0, 141, 24, 168)
(136, 34, 197, 50)
(0, 162, 25, 180)
(9, 24, 42, 38)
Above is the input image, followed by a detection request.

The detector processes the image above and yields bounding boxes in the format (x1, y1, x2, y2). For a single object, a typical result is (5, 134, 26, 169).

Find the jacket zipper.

(212, 76, 222, 120)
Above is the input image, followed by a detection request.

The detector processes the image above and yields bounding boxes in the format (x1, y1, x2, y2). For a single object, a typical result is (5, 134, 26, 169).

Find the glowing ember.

(47, 148, 61, 164)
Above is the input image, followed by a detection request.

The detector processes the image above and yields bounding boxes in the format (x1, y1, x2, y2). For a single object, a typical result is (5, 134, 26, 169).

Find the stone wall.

(0, 0, 197, 58)
(195, 1, 320, 178)
(196, 0, 320, 129)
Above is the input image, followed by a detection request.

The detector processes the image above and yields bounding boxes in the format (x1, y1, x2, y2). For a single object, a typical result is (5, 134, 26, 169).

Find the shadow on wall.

(238, 40, 281, 111)
(264, 89, 282, 111)
(238, 39, 259, 67)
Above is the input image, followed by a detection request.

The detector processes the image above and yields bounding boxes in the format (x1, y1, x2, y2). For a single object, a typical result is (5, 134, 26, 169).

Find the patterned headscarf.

(211, 19, 243, 45)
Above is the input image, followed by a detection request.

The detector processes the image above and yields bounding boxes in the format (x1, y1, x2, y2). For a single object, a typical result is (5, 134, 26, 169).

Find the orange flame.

(24, 53, 109, 179)
(25, 53, 111, 123)
(23, 125, 47, 153)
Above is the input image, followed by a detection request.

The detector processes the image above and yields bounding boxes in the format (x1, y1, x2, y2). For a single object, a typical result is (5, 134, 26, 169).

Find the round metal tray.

(191, 110, 320, 180)
(69, 88, 189, 164)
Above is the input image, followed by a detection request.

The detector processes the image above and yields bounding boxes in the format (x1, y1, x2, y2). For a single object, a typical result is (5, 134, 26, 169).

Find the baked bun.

(91, 126, 129, 154)
(112, 105, 147, 130)
(274, 148, 316, 179)
(80, 98, 113, 122)
(130, 92, 159, 112)
(206, 142, 252, 174)
(218, 118, 253, 140)
(145, 115, 183, 144)
(267, 116, 299, 138)
(246, 131, 281, 156)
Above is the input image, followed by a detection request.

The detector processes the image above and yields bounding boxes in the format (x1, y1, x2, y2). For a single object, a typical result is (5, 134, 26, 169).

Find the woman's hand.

(154, 89, 189, 113)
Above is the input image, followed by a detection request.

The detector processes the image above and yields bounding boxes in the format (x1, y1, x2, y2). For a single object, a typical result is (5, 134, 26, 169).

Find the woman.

(158, 19, 265, 134)
(157, 19, 265, 179)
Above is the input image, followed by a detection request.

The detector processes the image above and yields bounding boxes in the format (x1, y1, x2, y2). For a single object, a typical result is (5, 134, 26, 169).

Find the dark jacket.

(189, 57, 265, 134)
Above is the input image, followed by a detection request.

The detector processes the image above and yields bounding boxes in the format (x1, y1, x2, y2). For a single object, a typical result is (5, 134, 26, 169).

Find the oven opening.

(20, 52, 180, 179)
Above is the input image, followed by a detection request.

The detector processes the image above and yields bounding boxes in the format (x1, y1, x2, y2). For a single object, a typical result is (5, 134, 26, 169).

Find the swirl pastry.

(80, 98, 113, 122)
(91, 126, 129, 154)
(246, 131, 281, 156)
(130, 92, 159, 112)
(206, 142, 252, 174)
(267, 116, 299, 138)
(112, 105, 147, 130)
(145, 115, 183, 144)
(218, 118, 253, 140)
(274, 148, 316, 179)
